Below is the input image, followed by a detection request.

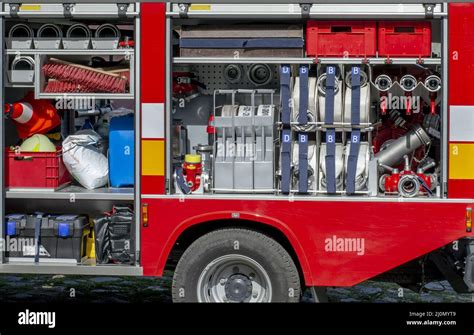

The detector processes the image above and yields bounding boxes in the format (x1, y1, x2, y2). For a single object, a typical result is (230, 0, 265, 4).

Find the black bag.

(94, 206, 133, 264)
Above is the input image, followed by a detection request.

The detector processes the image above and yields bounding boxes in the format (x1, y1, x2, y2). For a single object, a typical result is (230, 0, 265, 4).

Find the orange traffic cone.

(5, 92, 60, 139)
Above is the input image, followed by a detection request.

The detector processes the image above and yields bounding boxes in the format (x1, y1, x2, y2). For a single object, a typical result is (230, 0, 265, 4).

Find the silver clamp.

(178, 3, 189, 18)
(63, 3, 74, 18)
(424, 3, 435, 19)
(9, 3, 20, 18)
(300, 3, 312, 19)
(117, 3, 129, 18)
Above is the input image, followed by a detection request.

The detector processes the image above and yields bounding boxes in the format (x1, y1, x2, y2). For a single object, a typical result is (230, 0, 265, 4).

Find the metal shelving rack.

(0, 1, 142, 275)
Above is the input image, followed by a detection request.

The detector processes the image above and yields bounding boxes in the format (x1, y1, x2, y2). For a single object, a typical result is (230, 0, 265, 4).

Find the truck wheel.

(172, 228, 301, 302)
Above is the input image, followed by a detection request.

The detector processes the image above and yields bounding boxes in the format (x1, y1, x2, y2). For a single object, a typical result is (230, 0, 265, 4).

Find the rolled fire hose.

(11, 55, 35, 71)
(317, 73, 341, 96)
(292, 76, 317, 131)
(8, 23, 34, 38)
(344, 142, 369, 191)
(424, 75, 441, 93)
(66, 23, 92, 39)
(292, 164, 315, 189)
(292, 142, 316, 190)
(400, 74, 417, 92)
(345, 70, 368, 88)
(95, 23, 121, 39)
(319, 143, 344, 190)
(37, 24, 63, 38)
(374, 74, 393, 92)
(375, 124, 431, 167)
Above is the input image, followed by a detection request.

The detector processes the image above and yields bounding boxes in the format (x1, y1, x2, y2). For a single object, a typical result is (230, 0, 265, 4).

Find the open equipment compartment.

(1, 2, 141, 275)
(169, 4, 446, 200)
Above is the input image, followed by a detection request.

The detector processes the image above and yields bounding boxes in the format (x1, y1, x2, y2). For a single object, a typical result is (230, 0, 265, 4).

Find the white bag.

(62, 130, 109, 190)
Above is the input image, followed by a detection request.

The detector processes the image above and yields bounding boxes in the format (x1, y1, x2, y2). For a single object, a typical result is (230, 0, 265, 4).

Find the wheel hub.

(224, 274, 252, 302)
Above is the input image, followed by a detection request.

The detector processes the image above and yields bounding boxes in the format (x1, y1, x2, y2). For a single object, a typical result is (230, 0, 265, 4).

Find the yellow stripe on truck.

(142, 140, 165, 176)
(449, 143, 474, 179)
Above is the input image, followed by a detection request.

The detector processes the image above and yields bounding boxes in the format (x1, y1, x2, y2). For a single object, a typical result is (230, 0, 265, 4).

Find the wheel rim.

(197, 254, 272, 302)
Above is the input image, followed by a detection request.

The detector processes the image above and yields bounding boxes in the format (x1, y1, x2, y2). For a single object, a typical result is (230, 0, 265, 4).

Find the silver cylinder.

(375, 124, 431, 167)
(37, 24, 63, 38)
(66, 23, 91, 38)
(9, 23, 34, 38)
(95, 23, 121, 39)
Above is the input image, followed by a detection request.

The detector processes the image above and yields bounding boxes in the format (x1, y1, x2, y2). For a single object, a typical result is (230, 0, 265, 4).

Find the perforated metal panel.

(192, 64, 280, 94)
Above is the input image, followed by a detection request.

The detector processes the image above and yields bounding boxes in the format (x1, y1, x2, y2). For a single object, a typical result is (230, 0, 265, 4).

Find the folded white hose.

(292, 76, 318, 131)
(317, 74, 343, 123)
(344, 142, 370, 191)
(319, 143, 344, 190)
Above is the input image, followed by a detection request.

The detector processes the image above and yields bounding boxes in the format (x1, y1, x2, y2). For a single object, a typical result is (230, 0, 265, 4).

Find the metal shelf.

(169, 3, 445, 19)
(174, 57, 442, 65)
(6, 185, 134, 201)
(6, 49, 135, 56)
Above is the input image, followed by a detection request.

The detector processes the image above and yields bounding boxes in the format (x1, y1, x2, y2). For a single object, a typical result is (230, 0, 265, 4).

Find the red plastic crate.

(378, 21, 431, 57)
(306, 21, 377, 57)
(5, 147, 70, 189)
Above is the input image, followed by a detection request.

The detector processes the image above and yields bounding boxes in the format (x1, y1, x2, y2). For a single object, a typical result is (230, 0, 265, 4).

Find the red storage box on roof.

(378, 21, 432, 57)
(306, 21, 377, 57)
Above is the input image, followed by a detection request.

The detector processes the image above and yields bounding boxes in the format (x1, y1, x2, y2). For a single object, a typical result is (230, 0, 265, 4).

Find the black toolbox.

(47, 214, 89, 262)
(5, 214, 88, 262)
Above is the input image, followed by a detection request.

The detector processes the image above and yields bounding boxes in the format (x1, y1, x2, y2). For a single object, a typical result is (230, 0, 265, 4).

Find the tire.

(172, 228, 301, 302)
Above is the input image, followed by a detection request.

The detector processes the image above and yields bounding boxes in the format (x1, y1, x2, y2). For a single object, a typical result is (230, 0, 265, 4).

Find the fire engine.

(1, 1, 474, 303)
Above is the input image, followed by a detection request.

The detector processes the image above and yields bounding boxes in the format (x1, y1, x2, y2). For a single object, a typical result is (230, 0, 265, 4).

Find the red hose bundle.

(42, 58, 128, 94)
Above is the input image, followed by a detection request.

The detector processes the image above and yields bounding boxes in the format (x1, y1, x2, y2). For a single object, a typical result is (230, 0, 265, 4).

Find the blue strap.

(298, 133, 309, 193)
(176, 167, 191, 194)
(281, 129, 292, 194)
(347, 67, 361, 195)
(324, 66, 337, 194)
(34, 213, 43, 263)
(280, 65, 291, 125)
(180, 38, 304, 49)
(298, 65, 309, 125)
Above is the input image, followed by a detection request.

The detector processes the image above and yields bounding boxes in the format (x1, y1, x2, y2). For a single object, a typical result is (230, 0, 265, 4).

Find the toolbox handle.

(331, 26, 352, 33)
(14, 156, 33, 161)
(394, 26, 416, 33)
